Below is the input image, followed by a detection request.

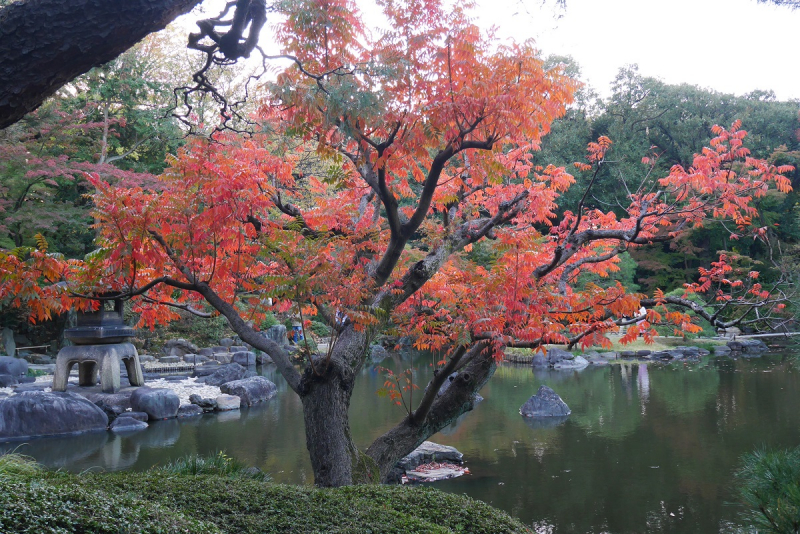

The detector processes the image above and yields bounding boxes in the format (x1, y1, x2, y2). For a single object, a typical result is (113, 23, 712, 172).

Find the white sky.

(182, 0, 800, 101)
(469, 0, 800, 100)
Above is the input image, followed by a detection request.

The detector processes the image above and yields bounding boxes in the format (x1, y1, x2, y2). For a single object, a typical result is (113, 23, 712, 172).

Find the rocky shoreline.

(0, 353, 278, 442)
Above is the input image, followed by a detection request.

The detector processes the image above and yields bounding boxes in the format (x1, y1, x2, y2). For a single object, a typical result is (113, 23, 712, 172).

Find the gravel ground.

(1, 375, 221, 405)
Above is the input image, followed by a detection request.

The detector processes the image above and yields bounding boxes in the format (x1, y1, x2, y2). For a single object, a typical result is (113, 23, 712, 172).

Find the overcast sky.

(185, 0, 799, 101)
(471, 0, 800, 100)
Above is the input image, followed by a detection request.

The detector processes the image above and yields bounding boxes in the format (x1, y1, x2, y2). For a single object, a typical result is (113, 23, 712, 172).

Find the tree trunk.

(0, 0, 202, 129)
(366, 347, 496, 481)
(297, 323, 375, 486)
(300, 367, 360, 487)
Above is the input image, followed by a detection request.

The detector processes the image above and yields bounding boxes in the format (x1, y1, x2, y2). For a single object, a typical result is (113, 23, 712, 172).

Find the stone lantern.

(52, 295, 144, 393)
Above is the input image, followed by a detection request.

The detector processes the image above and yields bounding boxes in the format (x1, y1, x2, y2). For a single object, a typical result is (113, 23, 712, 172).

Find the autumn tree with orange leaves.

(0, 0, 794, 486)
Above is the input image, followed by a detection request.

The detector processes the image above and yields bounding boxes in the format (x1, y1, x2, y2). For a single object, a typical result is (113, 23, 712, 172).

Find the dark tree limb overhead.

(0, 0, 203, 129)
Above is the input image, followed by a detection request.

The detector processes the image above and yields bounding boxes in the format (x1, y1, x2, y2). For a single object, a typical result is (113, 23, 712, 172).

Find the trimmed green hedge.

(1, 468, 531, 533)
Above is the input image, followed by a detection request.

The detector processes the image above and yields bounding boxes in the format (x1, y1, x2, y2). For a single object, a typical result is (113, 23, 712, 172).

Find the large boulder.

(0, 391, 108, 441)
(220, 376, 277, 406)
(264, 325, 288, 347)
(553, 355, 589, 370)
(201, 363, 255, 386)
(520, 385, 571, 417)
(231, 351, 256, 366)
(129, 387, 180, 420)
(85, 391, 133, 421)
(0, 355, 27, 378)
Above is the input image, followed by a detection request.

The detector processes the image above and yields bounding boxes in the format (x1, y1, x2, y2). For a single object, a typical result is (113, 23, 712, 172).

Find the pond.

(4, 350, 800, 533)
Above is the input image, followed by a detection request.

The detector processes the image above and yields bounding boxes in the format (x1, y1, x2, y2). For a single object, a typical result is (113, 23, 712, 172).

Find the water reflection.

(2, 353, 800, 534)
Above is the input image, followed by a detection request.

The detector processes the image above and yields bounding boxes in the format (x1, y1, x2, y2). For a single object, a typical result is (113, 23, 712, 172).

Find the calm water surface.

(4, 351, 800, 533)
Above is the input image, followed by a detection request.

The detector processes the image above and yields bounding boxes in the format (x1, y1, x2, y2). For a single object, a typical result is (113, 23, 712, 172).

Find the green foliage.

(260, 312, 279, 329)
(736, 446, 800, 533)
(184, 314, 232, 347)
(0, 452, 40, 478)
(308, 319, 331, 337)
(136, 311, 234, 351)
(0, 460, 530, 534)
(158, 452, 271, 482)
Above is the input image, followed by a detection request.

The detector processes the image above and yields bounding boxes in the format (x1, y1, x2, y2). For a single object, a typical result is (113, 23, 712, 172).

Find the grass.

(0, 452, 41, 478)
(0, 453, 531, 534)
(158, 451, 271, 481)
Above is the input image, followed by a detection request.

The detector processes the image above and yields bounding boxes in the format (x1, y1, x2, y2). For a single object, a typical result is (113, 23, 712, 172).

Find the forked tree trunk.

(366, 348, 496, 481)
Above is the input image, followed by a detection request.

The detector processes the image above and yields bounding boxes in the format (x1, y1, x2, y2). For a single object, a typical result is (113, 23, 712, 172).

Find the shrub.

(309, 320, 331, 337)
(260, 312, 279, 329)
(736, 446, 800, 533)
(0, 452, 531, 533)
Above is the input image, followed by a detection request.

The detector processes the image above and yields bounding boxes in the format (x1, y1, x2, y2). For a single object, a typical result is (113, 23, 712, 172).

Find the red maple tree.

(0, 0, 793, 486)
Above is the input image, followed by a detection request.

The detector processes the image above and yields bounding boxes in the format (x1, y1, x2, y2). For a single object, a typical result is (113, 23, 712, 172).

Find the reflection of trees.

(548, 365, 644, 440)
(650, 367, 720, 415)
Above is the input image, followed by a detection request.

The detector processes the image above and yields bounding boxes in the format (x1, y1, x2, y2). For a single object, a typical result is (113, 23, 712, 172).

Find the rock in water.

(387, 441, 465, 484)
(110, 417, 148, 433)
(520, 385, 571, 417)
(189, 394, 217, 412)
(215, 394, 241, 411)
(0, 391, 108, 441)
(220, 376, 277, 406)
(130, 387, 180, 420)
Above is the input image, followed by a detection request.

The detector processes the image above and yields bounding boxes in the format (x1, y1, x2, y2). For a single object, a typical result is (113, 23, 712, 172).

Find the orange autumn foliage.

(0, 0, 793, 362)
